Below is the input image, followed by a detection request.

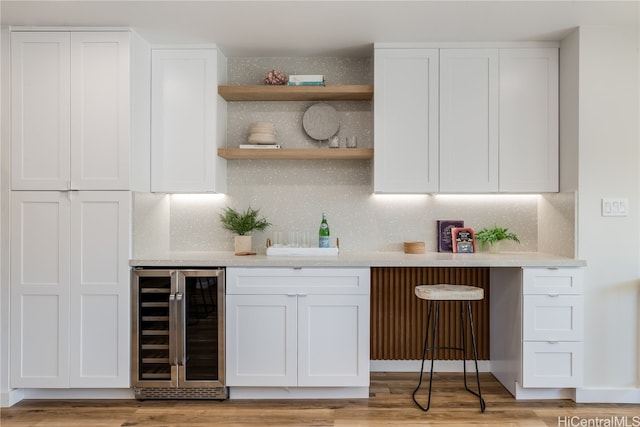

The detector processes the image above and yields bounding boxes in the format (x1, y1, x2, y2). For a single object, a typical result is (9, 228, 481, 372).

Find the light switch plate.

(602, 198, 629, 217)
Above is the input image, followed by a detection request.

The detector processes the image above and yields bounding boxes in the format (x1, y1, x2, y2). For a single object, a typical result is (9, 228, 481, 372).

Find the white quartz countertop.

(130, 251, 586, 268)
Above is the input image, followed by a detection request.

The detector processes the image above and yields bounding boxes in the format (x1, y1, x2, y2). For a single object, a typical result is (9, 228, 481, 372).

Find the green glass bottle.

(319, 213, 330, 248)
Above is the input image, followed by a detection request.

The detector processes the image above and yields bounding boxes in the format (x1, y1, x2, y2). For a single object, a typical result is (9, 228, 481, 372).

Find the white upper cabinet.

(374, 44, 558, 193)
(499, 48, 559, 192)
(151, 48, 227, 193)
(439, 49, 499, 193)
(11, 31, 131, 191)
(374, 48, 439, 193)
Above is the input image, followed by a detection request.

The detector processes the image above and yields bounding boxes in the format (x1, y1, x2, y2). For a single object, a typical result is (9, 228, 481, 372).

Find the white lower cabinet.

(225, 267, 370, 395)
(491, 267, 583, 398)
(521, 342, 583, 388)
(10, 191, 131, 388)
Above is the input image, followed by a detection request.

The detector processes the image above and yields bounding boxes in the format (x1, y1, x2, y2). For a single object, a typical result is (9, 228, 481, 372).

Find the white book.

(288, 74, 325, 83)
(239, 144, 282, 149)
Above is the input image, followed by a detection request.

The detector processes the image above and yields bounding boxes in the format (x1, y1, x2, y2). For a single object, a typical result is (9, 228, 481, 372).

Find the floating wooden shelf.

(218, 85, 373, 101)
(218, 148, 373, 160)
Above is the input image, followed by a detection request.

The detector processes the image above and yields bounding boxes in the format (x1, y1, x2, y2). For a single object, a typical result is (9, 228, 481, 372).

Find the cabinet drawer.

(523, 295, 583, 341)
(523, 267, 583, 295)
(522, 341, 583, 388)
(226, 268, 370, 295)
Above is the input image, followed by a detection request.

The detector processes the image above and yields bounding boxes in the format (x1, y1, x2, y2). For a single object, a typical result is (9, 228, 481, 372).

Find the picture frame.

(437, 220, 464, 252)
(451, 227, 476, 253)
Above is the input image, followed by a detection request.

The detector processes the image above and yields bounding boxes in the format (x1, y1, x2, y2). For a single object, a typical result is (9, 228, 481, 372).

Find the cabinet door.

(522, 342, 583, 387)
(226, 267, 370, 295)
(70, 32, 130, 190)
(499, 48, 559, 192)
(374, 48, 439, 193)
(523, 267, 583, 295)
(226, 294, 297, 386)
(298, 294, 370, 387)
(523, 295, 583, 341)
(10, 192, 71, 387)
(440, 49, 499, 192)
(151, 49, 225, 193)
(11, 32, 71, 190)
(69, 191, 131, 387)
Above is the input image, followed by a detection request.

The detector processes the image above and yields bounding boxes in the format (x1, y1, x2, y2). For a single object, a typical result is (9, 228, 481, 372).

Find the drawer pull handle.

(547, 341, 559, 344)
(547, 293, 560, 297)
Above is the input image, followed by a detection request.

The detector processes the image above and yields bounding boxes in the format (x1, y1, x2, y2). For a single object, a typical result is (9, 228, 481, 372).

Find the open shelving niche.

(217, 84, 374, 160)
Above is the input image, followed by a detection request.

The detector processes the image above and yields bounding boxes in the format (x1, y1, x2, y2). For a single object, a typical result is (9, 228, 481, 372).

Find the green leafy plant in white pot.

(219, 206, 271, 254)
(475, 226, 520, 252)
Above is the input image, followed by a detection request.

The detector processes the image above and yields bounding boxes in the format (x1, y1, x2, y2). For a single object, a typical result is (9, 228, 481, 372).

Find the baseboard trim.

(370, 359, 491, 373)
(514, 383, 575, 400)
(575, 387, 640, 403)
(19, 388, 135, 400)
(228, 386, 369, 399)
(1, 389, 25, 408)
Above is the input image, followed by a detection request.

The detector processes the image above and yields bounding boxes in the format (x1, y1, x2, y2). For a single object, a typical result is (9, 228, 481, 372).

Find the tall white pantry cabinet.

(9, 30, 137, 388)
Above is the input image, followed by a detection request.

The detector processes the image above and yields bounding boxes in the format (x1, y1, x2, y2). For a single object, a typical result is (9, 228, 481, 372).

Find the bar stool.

(412, 284, 486, 413)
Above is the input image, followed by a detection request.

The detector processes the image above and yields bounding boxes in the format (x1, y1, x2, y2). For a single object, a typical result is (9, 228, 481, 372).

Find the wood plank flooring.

(2, 373, 638, 426)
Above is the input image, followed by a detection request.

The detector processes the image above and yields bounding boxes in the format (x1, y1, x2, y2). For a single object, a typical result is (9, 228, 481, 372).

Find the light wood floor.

(1, 373, 638, 426)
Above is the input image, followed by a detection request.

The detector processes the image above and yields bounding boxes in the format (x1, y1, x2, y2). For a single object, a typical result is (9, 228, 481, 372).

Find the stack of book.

(287, 74, 325, 86)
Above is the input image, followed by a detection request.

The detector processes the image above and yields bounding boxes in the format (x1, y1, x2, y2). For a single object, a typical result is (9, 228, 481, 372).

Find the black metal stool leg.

(412, 300, 439, 411)
(460, 301, 468, 386)
(464, 300, 486, 412)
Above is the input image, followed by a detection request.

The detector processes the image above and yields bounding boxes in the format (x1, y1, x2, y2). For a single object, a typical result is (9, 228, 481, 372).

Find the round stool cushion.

(415, 284, 484, 301)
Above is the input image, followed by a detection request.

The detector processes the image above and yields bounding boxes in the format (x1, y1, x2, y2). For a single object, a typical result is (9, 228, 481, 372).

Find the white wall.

(575, 25, 640, 402)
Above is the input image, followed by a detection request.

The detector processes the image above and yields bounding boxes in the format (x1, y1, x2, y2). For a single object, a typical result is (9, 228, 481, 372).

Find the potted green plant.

(219, 206, 271, 254)
(475, 226, 520, 252)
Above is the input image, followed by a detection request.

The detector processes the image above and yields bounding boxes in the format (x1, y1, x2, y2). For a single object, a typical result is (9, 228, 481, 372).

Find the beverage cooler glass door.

(132, 269, 176, 388)
(132, 269, 225, 389)
(177, 269, 225, 388)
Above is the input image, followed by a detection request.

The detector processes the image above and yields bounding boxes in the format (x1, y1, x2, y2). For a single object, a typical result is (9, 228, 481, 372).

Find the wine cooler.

(131, 268, 226, 399)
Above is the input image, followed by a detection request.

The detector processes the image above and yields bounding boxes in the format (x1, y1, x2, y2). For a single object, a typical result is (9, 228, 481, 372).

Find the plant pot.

(234, 235, 252, 253)
(487, 241, 504, 253)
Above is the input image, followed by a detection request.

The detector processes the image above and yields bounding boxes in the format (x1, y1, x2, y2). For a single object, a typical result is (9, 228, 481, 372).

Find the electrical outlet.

(602, 198, 629, 217)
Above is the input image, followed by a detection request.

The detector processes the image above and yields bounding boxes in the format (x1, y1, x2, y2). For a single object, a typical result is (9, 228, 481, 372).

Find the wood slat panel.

(371, 267, 489, 360)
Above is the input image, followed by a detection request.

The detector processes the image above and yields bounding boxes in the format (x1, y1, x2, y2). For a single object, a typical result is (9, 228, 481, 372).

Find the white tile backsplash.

(132, 56, 574, 258)
(133, 189, 544, 256)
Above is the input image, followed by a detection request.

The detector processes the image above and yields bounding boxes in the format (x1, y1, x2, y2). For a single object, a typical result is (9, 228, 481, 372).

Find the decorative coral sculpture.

(264, 69, 288, 85)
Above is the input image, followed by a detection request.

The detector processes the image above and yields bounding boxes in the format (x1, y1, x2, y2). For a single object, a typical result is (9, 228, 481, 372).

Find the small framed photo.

(451, 227, 476, 253)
